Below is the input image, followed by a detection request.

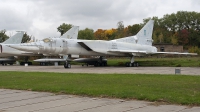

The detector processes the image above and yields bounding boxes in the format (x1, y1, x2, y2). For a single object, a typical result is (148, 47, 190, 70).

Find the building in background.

(153, 43, 183, 52)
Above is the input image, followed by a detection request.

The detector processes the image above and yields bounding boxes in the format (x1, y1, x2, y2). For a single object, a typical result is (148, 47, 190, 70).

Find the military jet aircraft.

(31, 26, 79, 66)
(2, 26, 79, 65)
(0, 31, 24, 65)
(7, 20, 197, 68)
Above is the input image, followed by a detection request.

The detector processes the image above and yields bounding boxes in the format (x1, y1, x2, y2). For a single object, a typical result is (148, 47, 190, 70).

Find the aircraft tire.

(64, 62, 71, 68)
(136, 62, 139, 67)
(67, 63, 71, 68)
(125, 62, 129, 67)
(102, 62, 107, 66)
(135, 63, 137, 67)
(94, 62, 98, 67)
(28, 62, 32, 65)
(130, 62, 138, 67)
(129, 63, 132, 67)
(20, 62, 24, 65)
(64, 62, 68, 68)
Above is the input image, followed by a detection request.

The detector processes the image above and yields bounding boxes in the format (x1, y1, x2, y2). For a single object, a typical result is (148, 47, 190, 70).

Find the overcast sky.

(0, 0, 200, 40)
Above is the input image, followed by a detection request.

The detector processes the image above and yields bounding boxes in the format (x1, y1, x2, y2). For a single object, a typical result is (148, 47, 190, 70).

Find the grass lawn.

(0, 71, 200, 106)
(108, 57, 200, 67)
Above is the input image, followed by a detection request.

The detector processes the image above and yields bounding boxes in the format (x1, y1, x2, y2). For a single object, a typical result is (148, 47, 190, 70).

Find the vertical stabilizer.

(136, 20, 154, 46)
(60, 26, 79, 39)
(3, 31, 24, 44)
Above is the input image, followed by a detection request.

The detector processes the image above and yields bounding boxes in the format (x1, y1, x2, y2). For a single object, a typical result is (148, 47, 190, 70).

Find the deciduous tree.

(0, 29, 9, 43)
(21, 33, 31, 43)
(78, 28, 94, 40)
(57, 23, 72, 36)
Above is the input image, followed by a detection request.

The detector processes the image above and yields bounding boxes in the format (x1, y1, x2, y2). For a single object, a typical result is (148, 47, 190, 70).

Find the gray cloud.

(0, 0, 200, 39)
(0, 6, 32, 30)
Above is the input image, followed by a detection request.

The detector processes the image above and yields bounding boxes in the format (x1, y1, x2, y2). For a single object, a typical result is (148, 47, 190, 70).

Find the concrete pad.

(132, 105, 187, 112)
(6, 96, 92, 112)
(34, 98, 116, 112)
(0, 89, 24, 95)
(0, 89, 200, 112)
(80, 100, 148, 112)
(0, 92, 50, 104)
(0, 90, 39, 99)
(0, 93, 61, 109)
(181, 107, 200, 112)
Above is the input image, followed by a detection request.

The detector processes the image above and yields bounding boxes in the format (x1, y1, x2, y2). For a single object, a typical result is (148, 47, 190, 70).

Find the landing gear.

(94, 56, 107, 67)
(125, 62, 139, 67)
(20, 61, 32, 65)
(94, 61, 107, 67)
(40, 62, 49, 66)
(1, 63, 7, 66)
(125, 56, 139, 67)
(20, 56, 32, 65)
(64, 62, 71, 68)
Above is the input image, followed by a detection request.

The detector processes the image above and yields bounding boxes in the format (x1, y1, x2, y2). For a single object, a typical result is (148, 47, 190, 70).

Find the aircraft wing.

(77, 41, 107, 54)
(108, 49, 148, 56)
(153, 52, 197, 55)
(109, 49, 147, 53)
(109, 50, 198, 56)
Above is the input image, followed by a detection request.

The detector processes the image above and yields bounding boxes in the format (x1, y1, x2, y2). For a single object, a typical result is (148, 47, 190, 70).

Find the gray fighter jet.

(0, 31, 24, 65)
(2, 26, 79, 65)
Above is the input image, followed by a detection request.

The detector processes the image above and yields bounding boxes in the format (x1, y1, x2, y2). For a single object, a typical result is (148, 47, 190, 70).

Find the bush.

(188, 46, 200, 55)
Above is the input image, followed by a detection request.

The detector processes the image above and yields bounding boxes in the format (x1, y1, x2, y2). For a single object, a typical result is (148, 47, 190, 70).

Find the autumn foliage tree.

(94, 29, 107, 40)
(177, 29, 189, 45)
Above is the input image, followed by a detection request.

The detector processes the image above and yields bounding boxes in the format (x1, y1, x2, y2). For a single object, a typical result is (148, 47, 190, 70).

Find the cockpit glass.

(43, 38, 51, 43)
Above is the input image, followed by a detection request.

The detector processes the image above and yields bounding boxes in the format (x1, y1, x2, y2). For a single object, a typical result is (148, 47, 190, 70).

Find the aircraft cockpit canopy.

(42, 38, 52, 43)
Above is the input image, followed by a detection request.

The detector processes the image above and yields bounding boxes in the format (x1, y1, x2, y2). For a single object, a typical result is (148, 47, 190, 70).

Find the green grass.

(108, 57, 200, 67)
(0, 71, 200, 106)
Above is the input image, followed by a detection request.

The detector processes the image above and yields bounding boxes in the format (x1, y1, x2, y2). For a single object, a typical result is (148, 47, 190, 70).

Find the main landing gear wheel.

(64, 62, 71, 68)
(94, 61, 107, 67)
(125, 62, 139, 67)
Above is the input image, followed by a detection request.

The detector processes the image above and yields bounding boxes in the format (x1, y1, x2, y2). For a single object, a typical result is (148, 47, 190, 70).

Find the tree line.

(57, 11, 200, 53)
(1, 11, 200, 53)
(58, 11, 200, 46)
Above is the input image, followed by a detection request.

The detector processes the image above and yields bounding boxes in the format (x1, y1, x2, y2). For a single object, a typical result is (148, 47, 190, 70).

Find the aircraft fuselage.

(10, 38, 157, 57)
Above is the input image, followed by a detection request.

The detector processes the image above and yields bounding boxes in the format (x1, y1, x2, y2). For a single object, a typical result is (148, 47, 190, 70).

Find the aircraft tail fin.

(136, 20, 154, 46)
(3, 31, 24, 44)
(60, 26, 79, 39)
